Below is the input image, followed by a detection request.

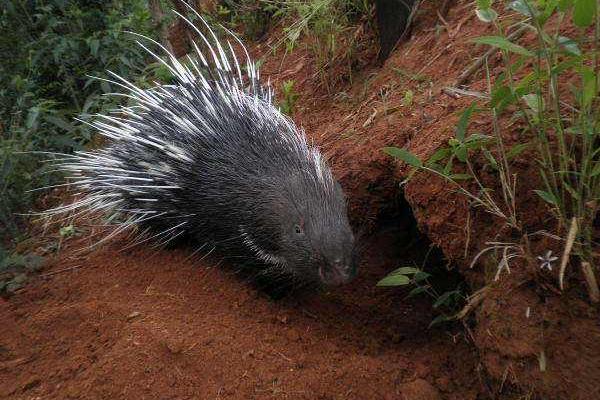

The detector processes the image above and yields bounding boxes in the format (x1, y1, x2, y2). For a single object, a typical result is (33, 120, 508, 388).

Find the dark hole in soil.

(373, 188, 466, 297)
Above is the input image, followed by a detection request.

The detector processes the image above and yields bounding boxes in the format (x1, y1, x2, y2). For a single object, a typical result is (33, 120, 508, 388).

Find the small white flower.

(537, 250, 558, 271)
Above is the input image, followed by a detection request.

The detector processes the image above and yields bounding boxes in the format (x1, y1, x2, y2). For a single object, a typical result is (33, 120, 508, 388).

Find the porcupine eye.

(293, 224, 303, 235)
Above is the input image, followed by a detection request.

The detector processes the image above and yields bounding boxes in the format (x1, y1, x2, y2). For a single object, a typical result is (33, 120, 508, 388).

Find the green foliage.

(218, 0, 372, 89)
(385, 103, 513, 226)
(216, 0, 279, 39)
(386, 0, 600, 290)
(401, 89, 414, 107)
(377, 266, 464, 327)
(276, 0, 371, 87)
(475, 0, 600, 269)
(0, 0, 158, 246)
(279, 79, 299, 115)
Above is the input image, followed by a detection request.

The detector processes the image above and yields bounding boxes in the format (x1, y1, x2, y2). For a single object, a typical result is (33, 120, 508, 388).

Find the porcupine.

(44, 7, 357, 287)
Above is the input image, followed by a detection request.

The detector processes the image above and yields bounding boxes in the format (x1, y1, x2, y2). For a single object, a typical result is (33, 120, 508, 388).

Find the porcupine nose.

(320, 257, 356, 286)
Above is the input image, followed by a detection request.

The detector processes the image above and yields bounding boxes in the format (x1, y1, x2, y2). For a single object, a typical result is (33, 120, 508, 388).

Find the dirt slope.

(1, 227, 483, 400)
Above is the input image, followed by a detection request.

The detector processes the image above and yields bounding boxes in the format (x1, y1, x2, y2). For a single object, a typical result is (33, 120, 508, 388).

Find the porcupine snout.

(318, 251, 357, 286)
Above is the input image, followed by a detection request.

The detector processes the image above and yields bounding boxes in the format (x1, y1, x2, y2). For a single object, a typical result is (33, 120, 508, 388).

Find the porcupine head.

(245, 149, 358, 287)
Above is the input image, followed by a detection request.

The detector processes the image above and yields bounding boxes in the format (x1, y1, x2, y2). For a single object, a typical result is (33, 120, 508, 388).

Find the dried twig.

(559, 217, 578, 290)
(442, 87, 489, 99)
(455, 286, 489, 320)
(581, 261, 599, 303)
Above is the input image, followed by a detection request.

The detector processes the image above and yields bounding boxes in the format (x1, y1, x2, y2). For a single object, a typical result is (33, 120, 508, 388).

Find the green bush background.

(0, 0, 159, 250)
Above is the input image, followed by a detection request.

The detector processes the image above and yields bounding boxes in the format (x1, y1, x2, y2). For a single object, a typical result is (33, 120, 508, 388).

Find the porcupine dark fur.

(43, 5, 357, 287)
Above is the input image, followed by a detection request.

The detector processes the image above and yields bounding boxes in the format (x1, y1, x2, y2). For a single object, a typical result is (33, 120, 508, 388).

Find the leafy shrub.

(0, 0, 159, 248)
(377, 266, 465, 327)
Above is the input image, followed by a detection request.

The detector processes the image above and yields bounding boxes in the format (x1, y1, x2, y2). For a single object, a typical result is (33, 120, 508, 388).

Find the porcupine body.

(47, 8, 357, 286)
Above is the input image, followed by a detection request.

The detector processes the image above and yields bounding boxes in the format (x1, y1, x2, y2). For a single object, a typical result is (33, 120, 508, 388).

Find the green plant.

(216, 0, 278, 39)
(402, 89, 414, 107)
(248, 0, 372, 89)
(280, 79, 299, 115)
(385, 0, 600, 297)
(473, 0, 600, 290)
(384, 103, 522, 228)
(377, 266, 464, 327)
(0, 0, 158, 245)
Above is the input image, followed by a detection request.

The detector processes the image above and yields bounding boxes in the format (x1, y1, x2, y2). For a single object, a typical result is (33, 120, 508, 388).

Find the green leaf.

(573, 0, 596, 27)
(563, 181, 581, 200)
(590, 163, 600, 177)
(402, 89, 414, 107)
(476, 8, 498, 22)
(427, 148, 451, 164)
(558, 0, 573, 12)
(383, 147, 423, 167)
(580, 67, 597, 108)
(522, 93, 544, 113)
(433, 291, 455, 308)
(472, 36, 534, 57)
(464, 133, 494, 146)
(407, 286, 428, 298)
(390, 267, 420, 275)
(490, 84, 514, 112)
(508, 0, 536, 17)
(534, 189, 558, 205)
(558, 36, 581, 56)
(541, 0, 559, 21)
(428, 314, 450, 328)
(551, 58, 580, 76)
(443, 154, 455, 175)
(89, 39, 100, 57)
(455, 103, 477, 142)
(506, 143, 529, 159)
(26, 106, 40, 129)
(455, 145, 468, 162)
(413, 271, 431, 282)
(59, 225, 75, 237)
(377, 274, 411, 286)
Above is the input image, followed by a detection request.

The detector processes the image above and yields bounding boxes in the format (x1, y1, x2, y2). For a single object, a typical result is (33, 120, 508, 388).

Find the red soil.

(1, 227, 483, 400)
